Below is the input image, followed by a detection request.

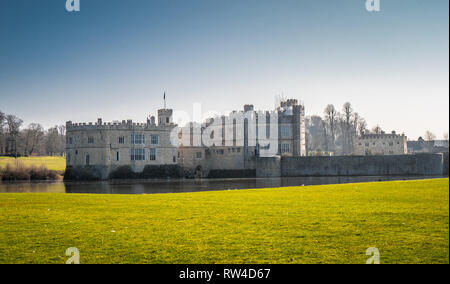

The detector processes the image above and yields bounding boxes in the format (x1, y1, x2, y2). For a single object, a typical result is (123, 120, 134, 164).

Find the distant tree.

(324, 104, 339, 151)
(5, 115, 23, 156)
(358, 118, 367, 136)
(45, 125, 65, 156)
(424, 130, 436, 141)
(322, 120, 329, 153)
(305, 115, 327, 154)
(57, 125, 66, 156)
(372, 124, 383, 134)
(341, 102, 354, 154)
(23, 123, 44, 156)
(0, 111, 5, 155)
(443, 133, 449, 141)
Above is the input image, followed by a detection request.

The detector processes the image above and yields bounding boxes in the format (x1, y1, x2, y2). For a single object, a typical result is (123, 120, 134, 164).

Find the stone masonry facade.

(66, 99, 306, 179)
(353, 131, 407, 156)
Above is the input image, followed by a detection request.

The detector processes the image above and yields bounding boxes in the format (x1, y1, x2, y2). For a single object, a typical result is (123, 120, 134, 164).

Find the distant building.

(354, 131, 407, 156)
(179, 99, 306, 177)
(65, 109, 178, 179)
(66, 98, 306, 179)
(408, 137, 449, 154)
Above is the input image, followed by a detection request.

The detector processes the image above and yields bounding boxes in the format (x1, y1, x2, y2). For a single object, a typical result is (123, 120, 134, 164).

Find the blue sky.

(0, 0, 448, 139)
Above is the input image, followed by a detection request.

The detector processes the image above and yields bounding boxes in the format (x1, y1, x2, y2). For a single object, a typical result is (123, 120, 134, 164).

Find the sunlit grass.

(0, 179, 448, 264)
(0, 156, 66, 172)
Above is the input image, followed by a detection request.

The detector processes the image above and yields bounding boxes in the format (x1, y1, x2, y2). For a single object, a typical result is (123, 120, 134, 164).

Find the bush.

(108, 166, 138, 179)
(63, 166, 103, 181)
(108, 165, 183, 180)
(0, 160, 61, 181)
(140, 165, 182, 179)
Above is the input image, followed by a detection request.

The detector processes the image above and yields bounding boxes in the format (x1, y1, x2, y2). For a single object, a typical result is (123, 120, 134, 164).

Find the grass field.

(0, 178, 448, 264)
(0, 156, 66, 172)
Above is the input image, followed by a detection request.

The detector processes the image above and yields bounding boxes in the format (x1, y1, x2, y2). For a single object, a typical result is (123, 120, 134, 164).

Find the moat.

(0, 176, 444, 194)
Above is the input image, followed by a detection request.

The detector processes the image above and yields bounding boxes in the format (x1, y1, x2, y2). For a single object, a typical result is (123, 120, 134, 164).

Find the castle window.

(365, 143, 369, 147)
(119, 136, 125, 144)
(389, 142, 394, 146)
(281, 143, 290, 154)
(131, 148, 145, 161)
(116, 151, 120, 161)
(67, 153, 71, 163)
(131, 133, 145, 144)
(68, 137, 73, 144)
(280, 125, 291, 138)
(196, 151, 202, 159)
(151, 135, 159, 145)
(149, 148, 156, 161)
(88, 136, 94, 144)
(85, 154, 90, 165)
(166, 117, 169, 123)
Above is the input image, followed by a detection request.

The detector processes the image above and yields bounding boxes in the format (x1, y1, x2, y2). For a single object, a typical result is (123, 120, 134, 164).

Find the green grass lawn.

(0, 156, 66, 172)
(0, 178, 448, 264)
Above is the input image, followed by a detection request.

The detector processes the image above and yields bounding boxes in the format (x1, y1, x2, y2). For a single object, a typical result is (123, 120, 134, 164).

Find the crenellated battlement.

(66, 118, 176, 132)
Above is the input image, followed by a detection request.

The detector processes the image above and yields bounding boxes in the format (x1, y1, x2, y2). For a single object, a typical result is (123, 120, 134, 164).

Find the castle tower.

(277, 99, 306, 157)
(158, 109, 173, 126)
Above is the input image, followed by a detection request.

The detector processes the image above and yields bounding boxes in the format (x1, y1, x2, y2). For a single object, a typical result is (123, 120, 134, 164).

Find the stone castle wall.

(255, 153, 447, 177)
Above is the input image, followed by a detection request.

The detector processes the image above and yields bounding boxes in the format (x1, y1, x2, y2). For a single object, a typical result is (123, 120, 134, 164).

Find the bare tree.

(425, 130, 436, 141)
(322, 120, 329, 153)
(372, 124, 383, 134)
(358, 118, 367, 136)
(324, 104, 339, 151)
(57, 125, 66, 156)
(0, 111, 5, 155)
(341, 102, 354, 154)
(45, 125, 66, 156)
(5, 115, 23, 156)
(23, 123, 44, 156)
(306, 115, 328, 154)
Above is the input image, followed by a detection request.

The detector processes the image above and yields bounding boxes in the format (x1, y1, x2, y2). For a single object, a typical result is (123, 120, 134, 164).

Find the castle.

(65, 99, 306, 179)
(353, 131, 407, 156)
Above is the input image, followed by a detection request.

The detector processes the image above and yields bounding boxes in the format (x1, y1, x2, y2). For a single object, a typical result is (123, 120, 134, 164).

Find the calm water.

(0, 176, 444, 194)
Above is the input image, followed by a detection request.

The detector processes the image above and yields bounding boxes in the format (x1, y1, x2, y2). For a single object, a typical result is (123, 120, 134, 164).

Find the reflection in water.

(0, 176, 444, 194)
(0, 181, 66, 193)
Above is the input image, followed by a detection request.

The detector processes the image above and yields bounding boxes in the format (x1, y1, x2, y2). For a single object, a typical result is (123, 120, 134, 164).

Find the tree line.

(306, 102, 377, 156)
(305, 102, 448, 156)
(0, 110, 65, 157)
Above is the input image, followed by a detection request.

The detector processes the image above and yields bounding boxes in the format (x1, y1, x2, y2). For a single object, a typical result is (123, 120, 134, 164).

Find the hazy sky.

(0, 0, 448, 140)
